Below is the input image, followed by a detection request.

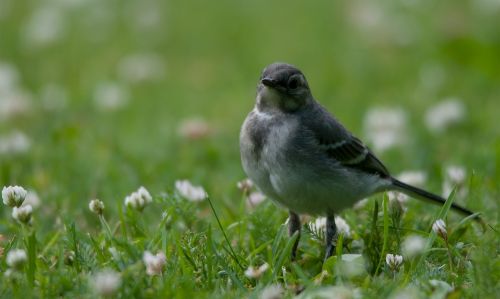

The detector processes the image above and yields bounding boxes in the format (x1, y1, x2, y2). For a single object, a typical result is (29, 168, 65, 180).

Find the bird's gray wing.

(304, 105, 390, 178)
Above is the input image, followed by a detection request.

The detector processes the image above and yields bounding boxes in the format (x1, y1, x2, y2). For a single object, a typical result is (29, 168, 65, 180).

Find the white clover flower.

(6, 249, 27, 270)
(335, 216, 351, 238)
(425, 98, 466, 133)
(124, 186, 153, 211)
(432, 219, 447, 240)
(89, 199, 105, 215)
(442, 165, 468, 199)
(388, 191, 409, 205)
(445, 165, 466, 184)
(117, 53, 165, 83)
(261, 283, 284, 299)
(93, 82, 129, 111)
(386, 253, 403, 271)
(2, 185, 28, 207)
(0, 90, 32, 122)
(363, 107, 407, 152)
(23, 191, 40, 209)
(237, 178, 254, 194)
(244, 262, 269, 279)
(175, 180, 207, 202)
(143, 251, 166, 276)
(4, 269, 13, 279)
(308, 216, 351, 238)
(22, 6, 65, 48)
(177, 118, 212, 140)
(0, 62, 19, 91)
(0, 131, 31, 155)
(397, 170, 427, 187)
(309, 217, 326, 233)
(137, 186, 152, 203)
(12, 204, 33, 224)
(246, 191, 266, 208)
(90, 269, 122, 297)
(402, 235, 426, 258)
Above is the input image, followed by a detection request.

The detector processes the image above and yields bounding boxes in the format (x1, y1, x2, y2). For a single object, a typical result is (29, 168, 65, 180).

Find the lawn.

(0, 0, 499, 298)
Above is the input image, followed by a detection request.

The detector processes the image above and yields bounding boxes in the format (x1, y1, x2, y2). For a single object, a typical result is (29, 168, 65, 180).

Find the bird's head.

(256, 62, 313, 113)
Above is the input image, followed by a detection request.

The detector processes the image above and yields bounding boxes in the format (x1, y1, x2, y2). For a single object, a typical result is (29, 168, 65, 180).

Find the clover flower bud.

(89, 199, 105, 215)
(2, 185, 27, 207)
(386, 253, 403, 271)
(432, 219, 447, 240)
(12, 204, 33, 224)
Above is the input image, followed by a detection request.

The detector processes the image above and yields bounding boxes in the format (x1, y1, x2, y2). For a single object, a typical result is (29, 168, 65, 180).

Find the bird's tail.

(391, 178, 477, 218)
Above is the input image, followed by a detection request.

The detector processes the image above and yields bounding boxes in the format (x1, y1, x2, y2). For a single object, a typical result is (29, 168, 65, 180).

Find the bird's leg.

(288, 211, 301, 261)
(324, 215, 337, 262)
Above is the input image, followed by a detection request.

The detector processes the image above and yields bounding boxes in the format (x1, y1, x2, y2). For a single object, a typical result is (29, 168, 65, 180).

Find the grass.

(1, 0, 499, 298)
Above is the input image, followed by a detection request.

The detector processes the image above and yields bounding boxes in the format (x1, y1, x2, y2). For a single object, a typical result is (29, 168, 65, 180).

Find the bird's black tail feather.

(391, 178, 476, 217)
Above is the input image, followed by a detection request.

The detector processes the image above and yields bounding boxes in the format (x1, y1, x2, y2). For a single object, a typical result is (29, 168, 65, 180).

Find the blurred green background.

(1, 0, 499, 226)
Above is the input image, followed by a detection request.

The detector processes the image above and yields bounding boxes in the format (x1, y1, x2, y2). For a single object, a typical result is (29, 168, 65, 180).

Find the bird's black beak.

(261, 77, 277, 88)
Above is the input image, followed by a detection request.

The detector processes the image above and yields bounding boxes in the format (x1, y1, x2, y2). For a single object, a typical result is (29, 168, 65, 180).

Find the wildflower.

(308, 216, 351, 239)
(0, 131, 31, 155)
(93, 82, 129, 111)
(244, 262, 269, 279)
(246, 191, 266, 208)
(335, 216, 351, 238)
(22, 6, 65, 47)
(237, 178, 254, 194)
(386, 253, 403, 271)
(261, 284, 283, 299)
(143, 251, 166, 276)
(0, 91, 32, 122)
(12, 204, 33, 224)
(90, 269, 122, 297)
(4, 269, 13, 278)
(117, 53, 165, 83)
(23, 191, 40, 209)
(425, 98, 465, 133)
(309, 217, 326, 233)
(89, 199, 105, 215)
(177, 118, 212, 140)
(0, 62, 19, 91)
(124, 186, 153, 211)
(442, 165, 468, 198)
(388, 192, 405, 217)
(2, 185, 28, 207)
(432, 219, 447, 240)
(402, 235, 426, 258)
(137, 186, 152, 202)
(429, 280, 453, 293)
(397, 170, 427, 187)
(388, 191, 409, 205)
(363, 107, 407, 152)
(445, 165, 466, 184)
(6, 249, 27, 270)
(175, 180, 207, 202)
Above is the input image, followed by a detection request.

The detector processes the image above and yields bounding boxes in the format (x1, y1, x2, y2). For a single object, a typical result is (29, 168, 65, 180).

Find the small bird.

(240, 62, 478, 261)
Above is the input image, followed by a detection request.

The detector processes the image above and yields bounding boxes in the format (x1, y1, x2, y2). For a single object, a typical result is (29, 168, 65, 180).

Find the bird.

(239, 62, 479, 261)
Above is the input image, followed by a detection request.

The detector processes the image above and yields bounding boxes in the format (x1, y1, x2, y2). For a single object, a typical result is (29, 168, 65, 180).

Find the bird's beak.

(261, 77, 277, 88)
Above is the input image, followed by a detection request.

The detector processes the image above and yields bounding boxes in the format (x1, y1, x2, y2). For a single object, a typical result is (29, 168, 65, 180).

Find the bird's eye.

(288, 77, 299, 90)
